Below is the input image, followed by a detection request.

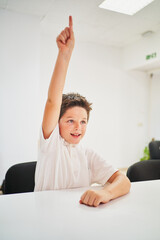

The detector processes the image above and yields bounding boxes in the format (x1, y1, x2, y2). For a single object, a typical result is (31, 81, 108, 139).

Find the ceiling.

(1, 0, 160, 47)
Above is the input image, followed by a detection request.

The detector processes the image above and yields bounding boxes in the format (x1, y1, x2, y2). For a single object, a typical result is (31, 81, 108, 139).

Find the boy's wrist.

(101, 188, 113, 201)
(58, 49, 73, 62)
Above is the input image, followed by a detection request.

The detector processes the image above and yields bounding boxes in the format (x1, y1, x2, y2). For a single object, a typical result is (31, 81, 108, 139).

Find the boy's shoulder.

(79, 143, 97, 157)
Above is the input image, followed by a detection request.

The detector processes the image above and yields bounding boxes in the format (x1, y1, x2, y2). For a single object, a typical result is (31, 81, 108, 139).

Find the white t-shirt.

(34, 124, 118, 191)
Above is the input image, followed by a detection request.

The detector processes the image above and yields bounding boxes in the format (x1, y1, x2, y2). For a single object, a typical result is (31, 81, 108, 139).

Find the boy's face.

(59, 106, 88, 144)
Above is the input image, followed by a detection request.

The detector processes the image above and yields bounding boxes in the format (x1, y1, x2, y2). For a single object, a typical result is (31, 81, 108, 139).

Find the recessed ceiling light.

(99, 0, 155, 16)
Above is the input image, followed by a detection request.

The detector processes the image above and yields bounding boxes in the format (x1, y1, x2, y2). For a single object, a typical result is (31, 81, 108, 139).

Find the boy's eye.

(81, 120, 87, 124)
(68, 120, 73, 123)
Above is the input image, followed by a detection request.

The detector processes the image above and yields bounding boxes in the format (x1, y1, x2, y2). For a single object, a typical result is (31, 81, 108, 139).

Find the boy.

(34, 16, 131, 207)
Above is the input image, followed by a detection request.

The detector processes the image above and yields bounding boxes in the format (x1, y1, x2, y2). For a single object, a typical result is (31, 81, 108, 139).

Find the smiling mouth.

(70, 133, 81, 137)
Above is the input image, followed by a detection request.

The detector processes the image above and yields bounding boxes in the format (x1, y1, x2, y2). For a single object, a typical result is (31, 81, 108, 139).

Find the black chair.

(2, 161, 36, 194)
(127, 141, 160, 182)
(127, 160, 160, 182)
(149, 141, 160, 159)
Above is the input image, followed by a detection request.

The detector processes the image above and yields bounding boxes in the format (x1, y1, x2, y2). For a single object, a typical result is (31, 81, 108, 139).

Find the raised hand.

(56, 16, 75, 55)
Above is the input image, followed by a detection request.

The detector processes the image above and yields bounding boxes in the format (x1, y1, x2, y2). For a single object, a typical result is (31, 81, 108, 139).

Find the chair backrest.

(149, 141, 160, 159)
(127, 160, 160, 182)
(3, 161, 36, 194)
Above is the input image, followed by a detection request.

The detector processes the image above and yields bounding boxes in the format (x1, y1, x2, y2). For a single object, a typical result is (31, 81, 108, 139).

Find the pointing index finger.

(69, 15, 73, 30)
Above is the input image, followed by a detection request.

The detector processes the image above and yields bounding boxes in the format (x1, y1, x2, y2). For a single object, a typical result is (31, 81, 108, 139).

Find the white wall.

(0, 10, 40, 183)
(40, 34, 150, 169)
(0, 9, 153, 183)
(149, 72, 160, 139)
(123, 32, 160, 71)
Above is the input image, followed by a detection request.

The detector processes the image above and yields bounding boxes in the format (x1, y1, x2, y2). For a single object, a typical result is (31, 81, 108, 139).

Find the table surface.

(0, 180, 160, 240)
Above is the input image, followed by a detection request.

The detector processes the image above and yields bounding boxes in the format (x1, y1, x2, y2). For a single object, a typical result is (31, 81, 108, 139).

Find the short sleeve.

(35, 124, 60, 191)
(39, 124, 59, 152)
(86, 148, 118, 185)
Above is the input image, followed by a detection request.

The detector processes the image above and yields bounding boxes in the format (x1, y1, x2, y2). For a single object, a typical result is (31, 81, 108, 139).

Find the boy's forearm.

(80, 172, 131, 207)
(102, 173, 131, 201)
(47, 50, 72, 104)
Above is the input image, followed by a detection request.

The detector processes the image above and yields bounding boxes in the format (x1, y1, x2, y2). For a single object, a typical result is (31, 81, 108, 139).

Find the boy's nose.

(75, 122, 81, 130)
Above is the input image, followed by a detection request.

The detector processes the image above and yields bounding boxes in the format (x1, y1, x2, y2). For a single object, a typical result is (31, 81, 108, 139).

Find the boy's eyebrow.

(66, 116, 87, 120)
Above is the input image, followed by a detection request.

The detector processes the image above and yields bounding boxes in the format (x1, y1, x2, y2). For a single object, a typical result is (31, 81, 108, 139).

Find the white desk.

(0, 180, 160, 240)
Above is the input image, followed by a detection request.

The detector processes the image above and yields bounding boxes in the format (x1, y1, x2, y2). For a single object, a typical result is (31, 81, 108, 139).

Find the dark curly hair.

(59, 93, 92, 121)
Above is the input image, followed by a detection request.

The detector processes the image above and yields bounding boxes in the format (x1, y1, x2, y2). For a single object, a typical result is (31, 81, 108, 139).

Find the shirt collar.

(60, 136, 77, 148)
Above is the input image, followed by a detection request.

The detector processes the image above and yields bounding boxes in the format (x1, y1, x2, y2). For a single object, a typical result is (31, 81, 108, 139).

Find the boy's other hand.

(80, 189, 112, 207)
(56, 16, 75, 55)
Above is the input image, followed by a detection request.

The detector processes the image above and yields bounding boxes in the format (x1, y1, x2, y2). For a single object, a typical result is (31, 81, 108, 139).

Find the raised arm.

(42, 16, 75, 139)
